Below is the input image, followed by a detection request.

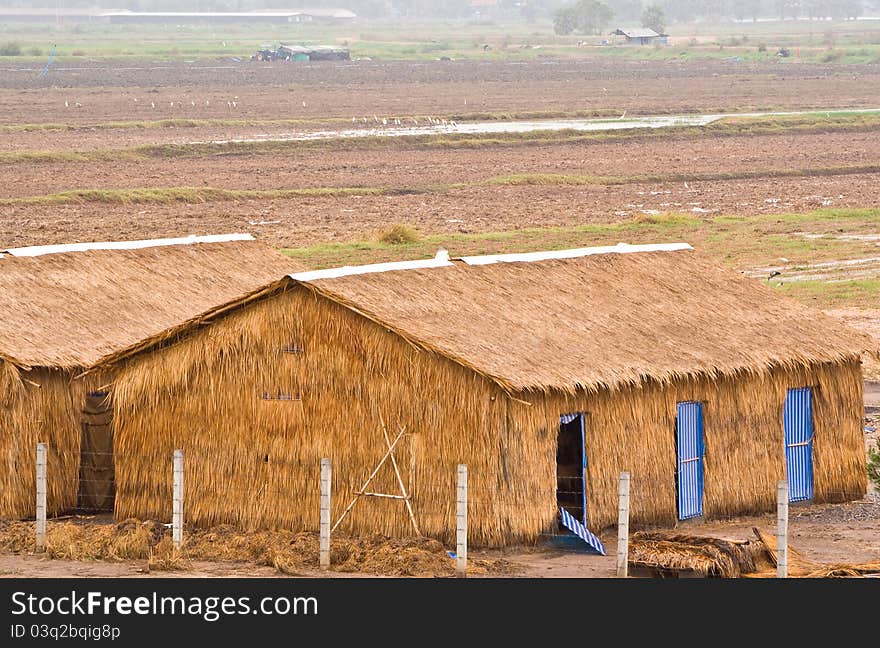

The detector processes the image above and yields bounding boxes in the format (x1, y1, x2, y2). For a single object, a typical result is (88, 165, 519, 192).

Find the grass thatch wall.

(0, 361, 100, 519)
(516, 358, 865, 530)
(110, 285, 552, 546)
(107, 284, 866, 546)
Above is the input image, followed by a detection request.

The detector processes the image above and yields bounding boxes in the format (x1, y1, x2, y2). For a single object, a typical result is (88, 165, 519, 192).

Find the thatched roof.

(300, 246, 875, 392)
(92, 244, 875, 393)
(0, 237, 301, 369)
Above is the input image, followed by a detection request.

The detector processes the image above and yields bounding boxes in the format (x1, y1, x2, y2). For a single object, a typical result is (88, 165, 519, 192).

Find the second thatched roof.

(0, 235, 301, 369)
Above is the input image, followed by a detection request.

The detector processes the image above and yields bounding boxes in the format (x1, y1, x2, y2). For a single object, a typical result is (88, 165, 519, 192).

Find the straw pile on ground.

(629, 527, 880, 578)
(629, 531, 760, 577)
(0, 520, 514, 577)
(751, 527, 880, 578)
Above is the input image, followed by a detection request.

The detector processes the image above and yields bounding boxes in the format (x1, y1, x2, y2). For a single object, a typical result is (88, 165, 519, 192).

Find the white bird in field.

(232, 101, 237, 108)
(170, 101, 174, 107)
(64, 101, 69, 108)
(352, 117, 357, 123)
(75, 102, 82, 108)
(227, 101, 232, 108)
(382, 118, 387, 125)
(191, 100, 195, 107)
(362, 117, 367, 124)
(394, 118, 401, 125)
(373, 115, 379, 123)
(302, 100, 306, 107)
(134, 98, 138, 103)
(151, 101, 155, 109)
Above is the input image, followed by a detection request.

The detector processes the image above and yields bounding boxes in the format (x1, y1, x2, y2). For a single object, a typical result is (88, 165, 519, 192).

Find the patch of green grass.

(0, 186, 391, 206)
(282, 207, 880, 311)
(774, 279, 880, 308)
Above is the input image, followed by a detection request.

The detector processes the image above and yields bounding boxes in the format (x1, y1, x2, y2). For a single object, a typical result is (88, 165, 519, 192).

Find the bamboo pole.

(382, 423, 420, 536)
(616, 471, 631, 578)
(173, 450, 184, 549)
(777, 480, 788, 579)
(456, 464, 468, 577)
(332, 428, 406, 532)
(320, 458, 331, 570)
(35, 443, 47, 552)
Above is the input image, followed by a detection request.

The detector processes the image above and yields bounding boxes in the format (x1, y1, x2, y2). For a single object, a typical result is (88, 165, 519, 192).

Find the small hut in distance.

(88, 243, 873, 547)
(611, 28, 669, 45)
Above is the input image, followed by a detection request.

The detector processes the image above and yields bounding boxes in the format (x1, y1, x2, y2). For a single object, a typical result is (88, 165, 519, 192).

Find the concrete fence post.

(456, 464, 468, 577)
(320, 458, 332, 570)
(36, 443, 47, 552)
(777, 480, 788, 578)
(616, 471, 631, 578)
(173, 450, 184, 550)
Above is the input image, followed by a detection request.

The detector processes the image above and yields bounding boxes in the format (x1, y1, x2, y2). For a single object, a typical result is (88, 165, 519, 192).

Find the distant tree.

(554, 6, 579, 34)
(554, 0, 613, 35)
(641, 4, 666, 33)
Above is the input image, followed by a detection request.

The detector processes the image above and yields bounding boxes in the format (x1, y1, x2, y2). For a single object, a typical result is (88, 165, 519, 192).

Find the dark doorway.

(77, 391, 115, 512)
(557, 413, 586, 524)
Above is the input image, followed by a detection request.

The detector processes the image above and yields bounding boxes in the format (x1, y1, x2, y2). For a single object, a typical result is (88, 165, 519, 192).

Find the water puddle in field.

(191, 107, 880, 146)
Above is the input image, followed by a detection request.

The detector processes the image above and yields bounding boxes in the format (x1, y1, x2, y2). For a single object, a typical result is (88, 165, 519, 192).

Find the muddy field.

(0, 58, 877, 131)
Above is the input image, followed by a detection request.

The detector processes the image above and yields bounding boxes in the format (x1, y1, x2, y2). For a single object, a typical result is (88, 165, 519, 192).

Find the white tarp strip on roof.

(291, 243, 692, 282)
(291, 250, 453, 281)
(2, 233, 255, 258)
(459, 242, 693, 265)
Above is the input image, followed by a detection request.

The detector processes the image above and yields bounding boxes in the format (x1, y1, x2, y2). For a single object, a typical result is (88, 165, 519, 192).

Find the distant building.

(611, 28, 669, 46)
(101, 10, 357, 25)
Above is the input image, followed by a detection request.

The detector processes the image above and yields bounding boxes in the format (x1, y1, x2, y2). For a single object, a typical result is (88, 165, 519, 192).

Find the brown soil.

(3, 174, 878, 251)
(2, 129, 879, 198)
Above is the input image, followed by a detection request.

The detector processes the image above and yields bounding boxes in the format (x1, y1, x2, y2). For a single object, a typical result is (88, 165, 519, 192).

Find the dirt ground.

(4, 173, 879, 251)
(1, 494, 876, 578)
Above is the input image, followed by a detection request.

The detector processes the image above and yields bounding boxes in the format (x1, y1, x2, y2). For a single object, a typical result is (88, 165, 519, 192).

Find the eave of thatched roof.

(299, 247, 876, 393)
(0, 239, 302, 369)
